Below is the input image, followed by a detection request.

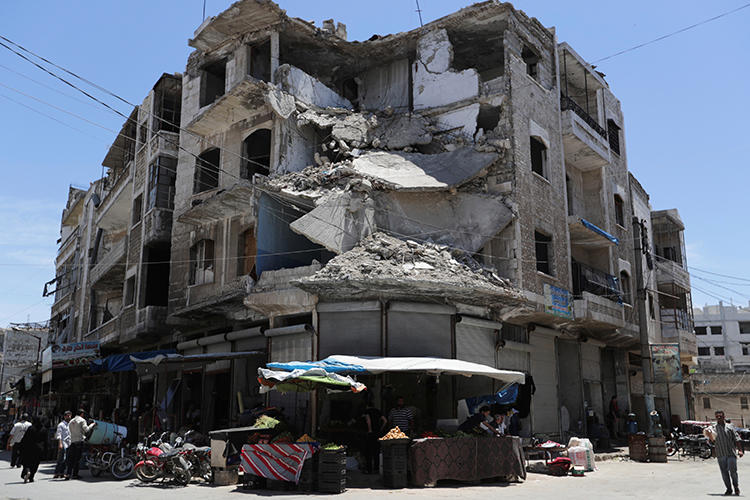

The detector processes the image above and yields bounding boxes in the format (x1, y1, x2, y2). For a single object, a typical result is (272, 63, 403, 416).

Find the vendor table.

(409, 436, 526, 487)
(240, 443, 317, 483)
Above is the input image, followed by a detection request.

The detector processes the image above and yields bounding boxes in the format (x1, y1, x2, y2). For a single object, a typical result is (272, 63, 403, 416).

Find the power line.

(690, 266, 750, 284)
(594, 2, 750, 63)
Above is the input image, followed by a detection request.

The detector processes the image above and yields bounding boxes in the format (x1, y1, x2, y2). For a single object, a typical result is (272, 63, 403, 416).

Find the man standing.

(388, 397, 414, 436)
(706, 410, 743, 496)
(64, 409, 96, 480)
(53, 411, 72, 478)
(9, 414, 31, 468)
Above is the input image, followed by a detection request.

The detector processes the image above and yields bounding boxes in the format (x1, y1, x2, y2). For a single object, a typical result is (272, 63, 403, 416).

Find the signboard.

(544, 284, 573, 319)
(42, 341, 101, 370)
(651, 343, 682, 383)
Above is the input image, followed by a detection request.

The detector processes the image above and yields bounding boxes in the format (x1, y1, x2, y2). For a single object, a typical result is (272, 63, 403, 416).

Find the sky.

(0, 0, 749, 326)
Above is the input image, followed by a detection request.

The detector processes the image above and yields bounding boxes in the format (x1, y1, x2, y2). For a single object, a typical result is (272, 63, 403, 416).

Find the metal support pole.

(633, 216, 656, 435)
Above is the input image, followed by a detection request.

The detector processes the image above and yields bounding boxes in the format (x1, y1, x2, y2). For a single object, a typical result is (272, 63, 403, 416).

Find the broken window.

(189, 239, 214, 286)
(535, 230, 552, 275)
(714, 346, 725, 356)
(154, 86, 181, 133)
(143, 243, 170, 306)
(614, 194, 625, 227)
(449, 31, 504, 82)
(476, 105, 501, 135)
(124, 276, 135, 306)
(249, 40, 271, 82)
(522, 45, 540, 81)
(698, 347, 710, 356)
(132, 194, 142, 225)
(148, 156, 177, 209)
(695, 326, 707, 335)
(194, 148, 220, 194)
(237, 228, 257, 280)
(530, 136, 547, 178)
(619, 271, 631, 305)
(607, 119, 621, 155)
(200, 59, 227, 107)
(241, 129, 271, 180)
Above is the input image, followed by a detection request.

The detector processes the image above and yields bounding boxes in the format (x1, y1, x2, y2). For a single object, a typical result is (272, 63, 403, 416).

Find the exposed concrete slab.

(275, 64, 352, 109)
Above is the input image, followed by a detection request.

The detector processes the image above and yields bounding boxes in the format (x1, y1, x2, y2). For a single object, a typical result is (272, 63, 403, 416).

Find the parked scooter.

(666, 428, 713, 459)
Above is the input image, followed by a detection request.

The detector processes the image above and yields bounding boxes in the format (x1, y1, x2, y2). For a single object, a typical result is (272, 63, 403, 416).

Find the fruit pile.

(379, 426, 408, 440)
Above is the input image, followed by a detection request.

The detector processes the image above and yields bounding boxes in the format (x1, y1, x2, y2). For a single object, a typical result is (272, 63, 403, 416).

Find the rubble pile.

(295, 232, 525, 305)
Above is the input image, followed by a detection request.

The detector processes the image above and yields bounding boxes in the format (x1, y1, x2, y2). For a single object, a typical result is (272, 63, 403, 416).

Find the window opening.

(200, 59, 227, 107)
(714, 346, 725, 356)
(249, 40, 271, 82)
(607, 119, 621, 155)
(241, 129, 271, 180)
(614, 195, 625, 227)
(535, 230, 552, 275)
(698, 347, 710, 356)
(149, 156, 177, 209)
(124, 276, 135, 306)
(703, 397, 711, 409)
(530, 136, 547, 178)
(740, 322, 750, 334)
(476, 105, 501, 135)
(695, 326, 707, 335)
(237, 228, 258, 280)
(648, 292, 655, 319)
(154, 87, 181, 133)
(711, 325, 723, 335)
(522, 46, 540, 81)
(742, 397, 749, 410)
(132, 195, 143, 225)
(619, 271, 631, 305)
(189, 239, 215, 286)
(194, 148, 220, 193)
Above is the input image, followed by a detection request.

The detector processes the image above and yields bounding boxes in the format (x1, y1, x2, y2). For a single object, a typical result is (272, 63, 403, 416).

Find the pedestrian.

(705, 410, 744, 496)
(53, 411, 72, 478)
(19, 418, 45, 483)
(362, 398, 387, 474)
(64, 409, 97, 480)
(9, 413, 31, 468)
(387, 396, 415, 436)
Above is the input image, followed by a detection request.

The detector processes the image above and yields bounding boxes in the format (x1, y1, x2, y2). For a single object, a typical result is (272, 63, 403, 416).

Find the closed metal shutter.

(318, 302, 381, 357)
(456, 323, 496, 367)
(387, 302, 453, 357)
(271, 333, 312, 363)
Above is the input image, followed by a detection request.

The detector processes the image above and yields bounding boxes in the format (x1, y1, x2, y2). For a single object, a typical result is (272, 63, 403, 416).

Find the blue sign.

(544, 284, 573, 319)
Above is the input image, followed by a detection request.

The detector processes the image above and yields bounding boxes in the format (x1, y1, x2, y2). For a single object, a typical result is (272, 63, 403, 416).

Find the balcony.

(89, 236, 127, 286)
(245, 263, 320, 317)
(120, 305, 169, 344)
(87, 315, 120, 346)
(656, 257, 690, 292)
(186, 77, 270, 136)
(177, 182, 255, 226)
(574, 291, 625, 329)
(149, 130, 179, 158)
(661, 307, 697, 359)
(143, 207, 173, 246)
(560, 97, 610, 171)
(96, 163, 133, 231)
(568, 216, 619, 248)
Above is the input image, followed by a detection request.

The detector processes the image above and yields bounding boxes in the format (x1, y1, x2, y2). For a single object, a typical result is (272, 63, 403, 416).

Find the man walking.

(9, 414, 31, 468)
(706, 410, 743, 496)
(53, 411, 72, 478)
(64, 409, 96, 480)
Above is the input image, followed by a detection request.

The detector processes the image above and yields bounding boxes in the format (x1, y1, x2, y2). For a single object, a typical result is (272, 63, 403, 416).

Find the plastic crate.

(317, 477, 346, 494)
(383, 470, 408, 488)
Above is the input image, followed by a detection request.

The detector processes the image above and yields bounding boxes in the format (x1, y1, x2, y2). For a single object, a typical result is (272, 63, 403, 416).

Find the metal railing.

(560, 93, 608, 139)
(572, 261, 622, 303)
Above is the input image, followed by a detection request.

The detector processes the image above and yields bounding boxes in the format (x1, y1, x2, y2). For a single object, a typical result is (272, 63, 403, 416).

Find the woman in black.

(19, 418, 45, 483)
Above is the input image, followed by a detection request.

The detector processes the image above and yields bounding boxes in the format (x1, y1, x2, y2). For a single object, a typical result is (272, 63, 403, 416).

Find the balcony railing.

(561, 93, 607, 139)
(572, 261, 622, 304)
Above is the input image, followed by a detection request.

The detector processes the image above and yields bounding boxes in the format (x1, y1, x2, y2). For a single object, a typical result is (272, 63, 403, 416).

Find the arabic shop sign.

(41, 341, 101, 371)
(544, 284, 573, 319)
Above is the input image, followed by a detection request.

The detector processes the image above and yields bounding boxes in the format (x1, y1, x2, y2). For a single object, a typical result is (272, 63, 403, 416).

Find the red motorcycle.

(134, 434, 192, 486)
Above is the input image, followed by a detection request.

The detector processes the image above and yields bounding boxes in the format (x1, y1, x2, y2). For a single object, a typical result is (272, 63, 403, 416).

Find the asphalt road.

(1, 450, 748, 499)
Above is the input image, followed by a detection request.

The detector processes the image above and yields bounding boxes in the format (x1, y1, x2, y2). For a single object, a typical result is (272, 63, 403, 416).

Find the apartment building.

(694, 303, 750, 371)
(40, 0, 697, 436)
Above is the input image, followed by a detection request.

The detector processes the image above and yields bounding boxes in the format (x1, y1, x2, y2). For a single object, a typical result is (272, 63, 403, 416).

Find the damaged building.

(45, 0, 697, 437)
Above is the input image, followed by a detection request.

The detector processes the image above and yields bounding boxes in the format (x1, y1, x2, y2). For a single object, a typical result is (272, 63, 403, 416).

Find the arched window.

(241, 129, 271, 180)
(194, 148, 220, 194)
(619, 271, 631, 305)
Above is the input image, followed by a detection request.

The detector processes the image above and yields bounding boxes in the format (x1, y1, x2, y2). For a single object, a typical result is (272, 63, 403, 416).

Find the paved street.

(2, 450, 749, 500)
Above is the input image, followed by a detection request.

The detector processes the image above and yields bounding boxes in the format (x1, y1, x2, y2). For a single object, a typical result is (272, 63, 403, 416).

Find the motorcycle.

(86, 434, 135, 480)
(134, 433, 192, 486)
(667, 429, 713, 459)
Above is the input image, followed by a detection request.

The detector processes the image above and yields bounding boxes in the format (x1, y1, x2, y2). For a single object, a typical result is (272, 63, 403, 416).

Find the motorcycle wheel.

(111, 456, 135, 480)
(172, 465, 191, 486)
(135, 463, 160, 483)
(90, 466, 103, 478)
(201, 463, 213, 483)
(700, 447, 713, 459)
(666, 442, 678, 456)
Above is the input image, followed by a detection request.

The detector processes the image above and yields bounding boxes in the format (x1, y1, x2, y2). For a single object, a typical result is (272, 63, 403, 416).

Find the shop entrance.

(556, 339, 584, 440)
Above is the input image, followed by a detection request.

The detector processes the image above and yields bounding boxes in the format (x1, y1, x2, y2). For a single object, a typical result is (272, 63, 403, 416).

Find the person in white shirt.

(64, 409, 96, 479)
(9, 414, 31, 468)
(53, 411, 72, 478)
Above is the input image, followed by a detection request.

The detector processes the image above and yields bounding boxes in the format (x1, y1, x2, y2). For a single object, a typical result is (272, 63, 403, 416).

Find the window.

(522, 45, 539, 81)
(619, 271, 631, 305)
(153, 87, 181, 134)
(132, 195, 143, 225)
(698, 347, 710, 356)
(740, 322, 750, 334)
(138, 122, 148, 147)
(501, 323, 528, 344)
(189, 239, 215, 286)
(743, 345, 749, 356)
(124, 276, 135, 306)
(607, 119, 621, 155)
(648, 292, 656, 319)
(695, 326, 707, 335)
(237, 228, 257, 279)
(148, 156, 177, 209)
(711, 325, 723, 335)
(241, 129, 271, 180)
(714, 346, 725, 356)
(530, 137, 547, 178)
(703, 397, 711, 409)
(199, 59, 227, 107)
(194, 148, 220, 194)
(614, 195, 625, 227)
(248, 40, 271, 82)
(742, 397, 749, 410)
(535, 230, 552, 275)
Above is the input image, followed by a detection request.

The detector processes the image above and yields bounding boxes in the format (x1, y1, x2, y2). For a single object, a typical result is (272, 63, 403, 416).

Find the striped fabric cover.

(240, 443, 317, 483)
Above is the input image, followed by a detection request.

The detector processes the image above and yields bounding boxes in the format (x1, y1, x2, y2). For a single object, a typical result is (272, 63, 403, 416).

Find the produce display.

(296, 433, 316, 443)
(379, 426, 409, 440)
(253, 415, 280, 429)
(322, 442, 344, 450)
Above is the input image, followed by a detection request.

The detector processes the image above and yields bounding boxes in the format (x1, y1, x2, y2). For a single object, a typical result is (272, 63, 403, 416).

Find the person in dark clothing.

(362, 403, 387, 474)
(19, 419, 45, 483)
(459, 406, 500, 435)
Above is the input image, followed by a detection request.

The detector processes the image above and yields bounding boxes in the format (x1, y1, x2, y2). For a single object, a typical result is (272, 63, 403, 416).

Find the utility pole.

(633, 216, 656, 435)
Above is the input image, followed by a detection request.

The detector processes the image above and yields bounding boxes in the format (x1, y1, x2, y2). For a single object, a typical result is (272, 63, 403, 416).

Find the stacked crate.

(381, 439, 410, 488)
(298, 455, 316, 492)
(317, 447, 346, 494)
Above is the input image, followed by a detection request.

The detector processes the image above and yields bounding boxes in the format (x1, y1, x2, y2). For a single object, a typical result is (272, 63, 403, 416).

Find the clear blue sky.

(1, 0, 748, 326)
